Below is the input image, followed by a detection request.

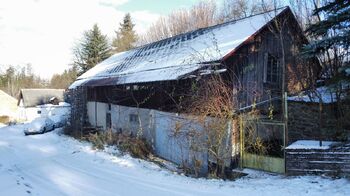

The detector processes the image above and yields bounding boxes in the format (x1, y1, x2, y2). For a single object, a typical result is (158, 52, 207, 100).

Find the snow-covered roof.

(286, 140, 337, 150)
(18, 89, 65, 107)
(36, 102, 71, 108)
(0, 90, 17, 116)
(70, 7, 289, 89)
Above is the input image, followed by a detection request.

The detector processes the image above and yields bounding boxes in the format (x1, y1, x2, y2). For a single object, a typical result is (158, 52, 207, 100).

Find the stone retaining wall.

(286, 144, 350, 176)
(288, 101, 350, 144)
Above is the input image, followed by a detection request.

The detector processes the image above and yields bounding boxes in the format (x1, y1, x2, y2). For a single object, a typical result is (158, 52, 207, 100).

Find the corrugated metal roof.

(70, 7, 288, 89)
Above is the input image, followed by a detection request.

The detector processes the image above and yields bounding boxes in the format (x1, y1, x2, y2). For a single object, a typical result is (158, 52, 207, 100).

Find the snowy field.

(0, 124, 349, 196)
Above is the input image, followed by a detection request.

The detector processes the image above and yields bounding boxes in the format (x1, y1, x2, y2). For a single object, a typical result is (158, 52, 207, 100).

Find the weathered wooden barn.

(68, 7, 319, 175)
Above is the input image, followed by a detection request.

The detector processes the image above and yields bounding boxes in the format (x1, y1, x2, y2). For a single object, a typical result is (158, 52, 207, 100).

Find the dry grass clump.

(85, 129, 152, 159)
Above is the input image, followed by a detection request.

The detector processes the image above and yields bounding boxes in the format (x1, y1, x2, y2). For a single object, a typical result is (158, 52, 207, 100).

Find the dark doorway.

(106, 113, 111, 129)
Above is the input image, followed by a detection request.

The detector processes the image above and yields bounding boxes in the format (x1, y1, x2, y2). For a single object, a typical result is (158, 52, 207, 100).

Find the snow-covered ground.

(288, 82, 349, 104)
(286, 140, 338, 150)
(0, 124, 349, 196)
(288, 86, 339, 103)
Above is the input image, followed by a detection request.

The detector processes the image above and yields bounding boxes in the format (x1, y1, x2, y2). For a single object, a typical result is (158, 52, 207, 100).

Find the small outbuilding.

(17, 89, 66, 121)
(0, 90, 18, 123)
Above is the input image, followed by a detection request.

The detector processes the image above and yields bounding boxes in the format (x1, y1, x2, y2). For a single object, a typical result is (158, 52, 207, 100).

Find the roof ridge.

(21, 88, 65, 91)
(71, 6, 292, 88)
(134, 6, 289, 50)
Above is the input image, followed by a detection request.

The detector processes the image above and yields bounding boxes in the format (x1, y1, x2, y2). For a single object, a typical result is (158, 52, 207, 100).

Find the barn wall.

(111, 104, 154, 143)
(87, 102, 153, 140)
(86, 102, 237, 175)
(18, 107, 39, 121)
(86, 102, 209, 174)
(38, 106, 70, 117)
(226, 12, 313, 111)
(17, 105, 70, 121)
(228, 30, 285, 108)
(87, 102, 108, 130)
(153, 110, 209, 174)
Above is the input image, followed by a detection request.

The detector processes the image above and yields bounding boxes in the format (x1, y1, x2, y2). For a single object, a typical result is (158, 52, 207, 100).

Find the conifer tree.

(113, 13, 138, 53)
(301, 0, 349, 84)
(74, 24, 111, 76)
(301, 0, 349, 139)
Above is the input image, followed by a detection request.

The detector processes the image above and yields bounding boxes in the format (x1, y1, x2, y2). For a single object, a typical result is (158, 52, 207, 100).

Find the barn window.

(264, 53, 279, 84)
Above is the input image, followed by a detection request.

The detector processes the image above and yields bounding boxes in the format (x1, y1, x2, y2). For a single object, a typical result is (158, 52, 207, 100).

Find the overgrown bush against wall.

(178, 74, 238, 178)
(172, 73, 276, 178)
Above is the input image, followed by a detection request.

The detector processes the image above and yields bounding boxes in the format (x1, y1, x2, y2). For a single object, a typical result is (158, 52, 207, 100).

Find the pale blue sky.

(118, 0, 207, 14)
(0, 0, 210, 78)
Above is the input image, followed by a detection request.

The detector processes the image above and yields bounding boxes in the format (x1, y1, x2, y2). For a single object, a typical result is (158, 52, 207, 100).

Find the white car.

(24, 117, 55, 135)
(49, 115, 68, 128)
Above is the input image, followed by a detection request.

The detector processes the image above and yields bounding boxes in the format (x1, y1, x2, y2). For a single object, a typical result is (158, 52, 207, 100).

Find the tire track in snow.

(50, 158, 197, 196)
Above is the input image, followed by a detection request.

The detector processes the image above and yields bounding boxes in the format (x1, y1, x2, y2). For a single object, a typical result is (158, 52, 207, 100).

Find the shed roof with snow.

(0, 90, 17, 116)
(18, 89, 65, 107)
(70, 7, 290, 89)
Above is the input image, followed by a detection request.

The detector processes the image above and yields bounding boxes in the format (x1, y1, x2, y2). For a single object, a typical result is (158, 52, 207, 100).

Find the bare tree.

(289, 0, 320, 30)
(140, 0, 277, 45)
(139, 0, 218, 45)
(218, 0, 266, 22)
(259, 0, 294, 145)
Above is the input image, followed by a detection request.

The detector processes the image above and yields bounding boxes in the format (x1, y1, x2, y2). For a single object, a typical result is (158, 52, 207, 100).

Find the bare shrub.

(87, 132, 106, 150)
(139, 0, 218, 44)
(0, 116, 10, 124)
(170, 72, 269, 178)
(63, 125, 82, 139)
(84, 129, 152, 159)
(240, 109, 269, 156)
(116, 133, 152, 159)
(183, 74, 237, 178)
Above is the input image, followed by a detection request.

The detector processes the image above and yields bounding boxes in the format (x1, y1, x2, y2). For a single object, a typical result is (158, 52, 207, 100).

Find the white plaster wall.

(22, 107, 40, 121)
(85, 102, 235, 175)
(111, 105, 154, 143)
(38, 106, 70, 117)
(97, 102, 107, 130)
(17, 100, 35, 121)
(87, 102, 96, 126)
(17, 106, 28, 121)
(87, 102, 108, 130)
(18, 106, 70, 121)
